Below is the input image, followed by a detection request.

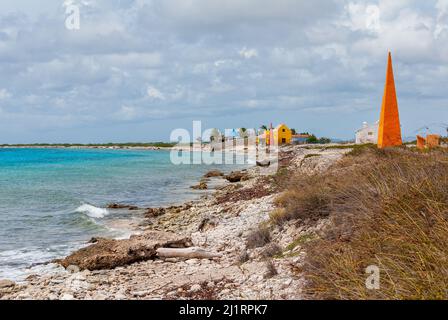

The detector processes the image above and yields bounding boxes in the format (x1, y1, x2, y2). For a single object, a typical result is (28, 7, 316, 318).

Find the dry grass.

(275, 146, 448, 300)
(264, 260, 278, 278)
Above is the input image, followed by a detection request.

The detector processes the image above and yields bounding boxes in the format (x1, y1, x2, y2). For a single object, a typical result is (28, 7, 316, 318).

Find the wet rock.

(88, 237, 107, 244)
(224, 171, 248, 183)
(107, 203, 139, 210)
(57, 231, 192, 271)
(191, 181, 208, 190)
(144, 208, 166, 218)
(203, 170, 224, 178)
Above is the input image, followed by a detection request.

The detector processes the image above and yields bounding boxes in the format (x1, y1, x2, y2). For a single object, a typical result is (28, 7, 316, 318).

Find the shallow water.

(0, 148, 247, 281)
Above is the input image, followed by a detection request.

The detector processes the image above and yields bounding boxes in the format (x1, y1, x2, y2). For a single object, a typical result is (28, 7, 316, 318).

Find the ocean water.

(0, 148, 247, 281)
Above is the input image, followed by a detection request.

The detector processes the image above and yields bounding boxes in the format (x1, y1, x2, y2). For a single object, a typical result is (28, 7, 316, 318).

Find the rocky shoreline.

(0, 145, 348, 300)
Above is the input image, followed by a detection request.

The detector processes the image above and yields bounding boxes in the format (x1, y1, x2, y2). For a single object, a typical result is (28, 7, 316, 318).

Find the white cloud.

(146, 86, 165, 100)
(343, 2, 381, 33)
(0, 88, 11, 99)
(435, 0, 448, 38)
(0, 0, 448, 141)
(239, 47, 258, 59)
(114, 105, 137, 121)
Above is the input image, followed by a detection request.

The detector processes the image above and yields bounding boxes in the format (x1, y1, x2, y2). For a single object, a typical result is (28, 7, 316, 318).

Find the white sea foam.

(75, 204, 109, 218)
(0, 247, 71, 282)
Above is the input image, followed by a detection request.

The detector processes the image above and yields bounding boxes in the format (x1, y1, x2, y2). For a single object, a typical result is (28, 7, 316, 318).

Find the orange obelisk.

(377, 52, 402, 148)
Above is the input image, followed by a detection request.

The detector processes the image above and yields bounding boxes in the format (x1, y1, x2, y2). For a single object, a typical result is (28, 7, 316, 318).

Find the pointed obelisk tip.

(377, 50, 402, 149)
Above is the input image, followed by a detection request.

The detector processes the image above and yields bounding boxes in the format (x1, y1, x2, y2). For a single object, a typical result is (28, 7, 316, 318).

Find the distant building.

(274, 124, 292, 145)
(225, 129, 239, 140)
(417, 134, 441, 150)
(257, 130, 269, 146)
(291, 134, 310, 145)
(356, 121, 379, 144)
(257, 123, 292, 146)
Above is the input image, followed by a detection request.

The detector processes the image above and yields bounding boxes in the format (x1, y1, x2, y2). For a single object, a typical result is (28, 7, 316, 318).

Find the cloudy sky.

(0, 0, 447, 143)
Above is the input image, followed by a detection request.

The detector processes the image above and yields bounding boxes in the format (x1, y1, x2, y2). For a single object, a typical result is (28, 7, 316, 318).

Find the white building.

(356, 121, 379, 144)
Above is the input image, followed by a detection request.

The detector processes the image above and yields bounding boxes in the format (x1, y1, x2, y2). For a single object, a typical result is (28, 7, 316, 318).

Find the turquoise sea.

(0, 148, 246, 281)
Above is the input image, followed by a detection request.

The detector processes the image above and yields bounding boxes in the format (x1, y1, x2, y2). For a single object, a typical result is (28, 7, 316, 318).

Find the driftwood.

(57, 231, 192, 270)
(156, 247, 222, 260)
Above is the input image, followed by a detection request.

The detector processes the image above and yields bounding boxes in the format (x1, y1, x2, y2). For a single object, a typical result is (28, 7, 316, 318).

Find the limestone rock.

(107, 203, 139, 210)
(60, 293, 75, 300)
(189, 284, 202, 292)
(66, 265, 80, 273)
(225, 171, 248, 183)
(256, 160, 271, 167)
(203, 170, 224, 178)
(0, 279, 15, 289)
(144, 208, 166, 218)
(57, 231, 192, 271)
(191, 181, 208, 190)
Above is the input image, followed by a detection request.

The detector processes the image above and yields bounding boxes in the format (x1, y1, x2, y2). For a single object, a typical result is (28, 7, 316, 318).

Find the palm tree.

(209, 128, 221, 142)
(239, 128, 248, 139)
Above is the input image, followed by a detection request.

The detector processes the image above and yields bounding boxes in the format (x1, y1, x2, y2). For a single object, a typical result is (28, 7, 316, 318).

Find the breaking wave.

(75, 204, 109, 218)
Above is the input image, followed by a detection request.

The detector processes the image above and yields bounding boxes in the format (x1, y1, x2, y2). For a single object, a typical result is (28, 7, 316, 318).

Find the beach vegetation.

(274, 146, 448, 299)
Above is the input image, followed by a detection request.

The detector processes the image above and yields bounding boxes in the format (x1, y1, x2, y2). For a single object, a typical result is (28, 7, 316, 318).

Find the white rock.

(81, 270, 92, 277)
(114, 292, 127, 300)
(17, 293, 33, 300)
(220, 289, 230, 296)
(92, 292, 108, 300)
(131, 290, 149, 297)
(60, 293, 75, 300)
(47, 293, 59, 300)
(283, 279, 293, 287)
(189, 284, 202, 292)
(66, 265, 80, 274)
(0, 279, 15, 288)
(185, 259, 199, 265)
(51, 279, 64, 284)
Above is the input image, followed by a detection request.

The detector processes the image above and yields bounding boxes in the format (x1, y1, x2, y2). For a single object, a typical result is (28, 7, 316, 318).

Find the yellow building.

(257, 124, 292, 146)
(274, 124, 292, 145)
